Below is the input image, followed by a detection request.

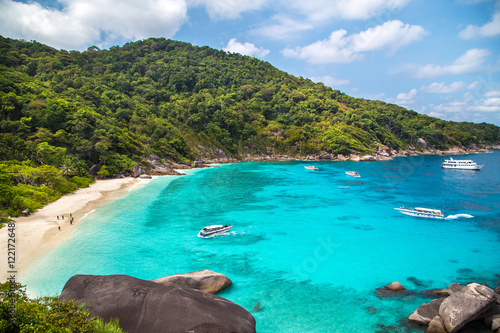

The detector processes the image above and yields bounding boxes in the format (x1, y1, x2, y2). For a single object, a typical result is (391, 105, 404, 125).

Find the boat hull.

(198, 225, 233, 238)
(394, 208, 445, 219)
(442, 165, 482, 170)
(345, 171, 360, 177)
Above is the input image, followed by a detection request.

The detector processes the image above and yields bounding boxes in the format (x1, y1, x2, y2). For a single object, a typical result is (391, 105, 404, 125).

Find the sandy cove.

(0, 177, 142, 283)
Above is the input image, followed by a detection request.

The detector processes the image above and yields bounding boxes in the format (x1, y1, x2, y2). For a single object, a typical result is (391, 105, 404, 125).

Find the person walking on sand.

(58, 226, 61, 231)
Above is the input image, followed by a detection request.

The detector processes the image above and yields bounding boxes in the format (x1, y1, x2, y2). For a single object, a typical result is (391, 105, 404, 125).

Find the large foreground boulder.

(59, 274, 256, 333)
(408, 282, 498, 333)
(152, 270, 232, 294)
(439, 283, 497, 332)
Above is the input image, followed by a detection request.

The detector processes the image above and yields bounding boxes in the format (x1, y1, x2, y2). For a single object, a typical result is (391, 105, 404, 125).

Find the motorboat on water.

(304, 166, 319, 170)
(442, 157, 483, 170)
(394, 207, 445, 219)
(345, 171, 360, 177)
(198, 224, 233, 238)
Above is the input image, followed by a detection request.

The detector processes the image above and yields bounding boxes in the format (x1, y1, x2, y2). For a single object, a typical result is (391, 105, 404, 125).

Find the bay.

(22, 151, 500, 332)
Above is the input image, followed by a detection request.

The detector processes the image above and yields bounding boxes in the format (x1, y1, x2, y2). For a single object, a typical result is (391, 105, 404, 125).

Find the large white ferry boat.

(394, 207, 445, 219)
(442, 157, 483, 170)
(198, 224, 232, 238)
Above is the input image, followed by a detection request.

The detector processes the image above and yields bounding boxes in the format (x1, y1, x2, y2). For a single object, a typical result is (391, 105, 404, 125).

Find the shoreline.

(0, 177, 142, 283)
(194, 145, 500, 165)
(2, 148, 496, 284)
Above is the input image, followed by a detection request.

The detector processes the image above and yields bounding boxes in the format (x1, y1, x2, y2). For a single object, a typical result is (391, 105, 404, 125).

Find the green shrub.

(0, 281, 124, 333)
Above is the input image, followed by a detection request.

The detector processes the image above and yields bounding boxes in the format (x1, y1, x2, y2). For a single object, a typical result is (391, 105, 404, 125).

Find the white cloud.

(0, 0, 188, 50)
(467, 81, 482, 90)
(282, 20, 426, 64)
(254, 0, 414, 40)
(413, 49, 491, 78)
(223, 38, 270, 58)
(309, 75, 351, 86)
(350, 20, 427, 53)
(422, 87, 500, 124)
(473, 87, 500, 112)
(484, 89, 500, 97)
(188, 0, 268, 20)
(387, 88, 418, 105)
(252, 14, 314, 40)
(459, 11, 500, 39)
(286, 0, 412, 21)
(421, 82, 465, 93)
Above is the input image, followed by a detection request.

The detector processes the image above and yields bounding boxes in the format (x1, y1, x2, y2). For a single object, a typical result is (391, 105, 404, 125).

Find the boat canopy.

(414, 207, 442, 214)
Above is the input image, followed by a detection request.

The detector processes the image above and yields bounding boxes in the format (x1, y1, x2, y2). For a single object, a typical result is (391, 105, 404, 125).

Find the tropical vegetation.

(0, 281, 124, 332)
(1, 35, 499, 218)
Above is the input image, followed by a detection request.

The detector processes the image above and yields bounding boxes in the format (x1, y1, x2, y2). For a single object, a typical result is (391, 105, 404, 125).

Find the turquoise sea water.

(22, 151, 500, 332)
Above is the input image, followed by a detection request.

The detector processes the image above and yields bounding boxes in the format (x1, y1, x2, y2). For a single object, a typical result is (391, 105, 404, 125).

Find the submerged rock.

(59, 274, 255, 333)
(152, 270, 232, 294)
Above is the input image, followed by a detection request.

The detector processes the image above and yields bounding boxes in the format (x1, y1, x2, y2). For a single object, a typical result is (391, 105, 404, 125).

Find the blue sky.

(1, 0, 500, 125)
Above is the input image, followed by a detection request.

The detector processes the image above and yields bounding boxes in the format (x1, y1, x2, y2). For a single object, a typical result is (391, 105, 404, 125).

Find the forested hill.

(0, 36, 499, 215)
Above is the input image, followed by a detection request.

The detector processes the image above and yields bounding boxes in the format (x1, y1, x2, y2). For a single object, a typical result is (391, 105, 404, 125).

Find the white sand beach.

(0, 177, 141, 283)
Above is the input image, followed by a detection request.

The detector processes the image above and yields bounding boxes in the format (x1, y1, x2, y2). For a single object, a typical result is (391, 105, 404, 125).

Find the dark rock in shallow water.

(252, 300, 263, 312)
(407, 276, 432, 288)
(59, 274, 256, 333)
(376, 281, 407, 298)
(152, 270, 232, 294)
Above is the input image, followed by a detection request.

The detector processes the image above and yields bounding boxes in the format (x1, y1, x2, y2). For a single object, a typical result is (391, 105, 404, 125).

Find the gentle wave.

(80, 209, 96, 221)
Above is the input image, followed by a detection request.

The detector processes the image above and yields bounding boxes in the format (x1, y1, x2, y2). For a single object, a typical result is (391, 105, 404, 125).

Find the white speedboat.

(304, 166, 319, 170)
(198, 224, 233, 238)
(346, 171, 360, 177)
(394, 207, 445, 219)
(442, 157, 483, 170)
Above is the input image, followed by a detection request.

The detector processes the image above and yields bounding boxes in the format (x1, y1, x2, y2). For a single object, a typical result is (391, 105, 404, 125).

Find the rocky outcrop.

(89, 165, 100, 178)
(131, 163, 146, 177)
(427, 316, 446, 333)
(196, 145, 234, 163)
(152, 270, 232, 294)
(349, 154, 361, 161)
(408, 298, 446, 325)
(407, 282, 499, 333)
(360, 154, 376, 161)
(146, 155, 183, 175)
(59, 274, 256, 333)
(417, 138, 428, 150)
(439, 283, 497, 332)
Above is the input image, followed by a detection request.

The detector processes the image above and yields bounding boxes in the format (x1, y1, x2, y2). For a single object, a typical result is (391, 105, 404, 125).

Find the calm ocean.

(22, 151, 500, 332)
